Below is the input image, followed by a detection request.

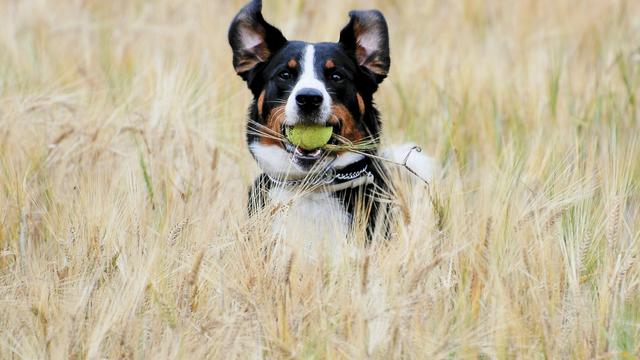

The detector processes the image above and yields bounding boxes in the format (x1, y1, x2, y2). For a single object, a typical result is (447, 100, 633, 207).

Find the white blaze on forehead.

(284, 45, 332, 126)
(299, 45, 319, 85)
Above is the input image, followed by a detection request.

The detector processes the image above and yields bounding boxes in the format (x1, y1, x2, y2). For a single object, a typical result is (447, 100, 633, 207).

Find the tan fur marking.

(235, 61, 259, 74)
(288, 59, 297, 68)
(326, 60, 335, 69)
(257, 90, 265, 117)
(331, 104, 365, 146)
(258, 104, 287, 147)
(356, 93, 365, 115)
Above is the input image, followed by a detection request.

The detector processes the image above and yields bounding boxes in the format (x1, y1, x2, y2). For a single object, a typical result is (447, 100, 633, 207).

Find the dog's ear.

(339, 10, 390, 83)
(228, 0, 287, 81)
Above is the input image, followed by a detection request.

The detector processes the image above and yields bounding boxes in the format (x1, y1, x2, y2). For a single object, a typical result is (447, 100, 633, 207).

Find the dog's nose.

(295, 88, 323, 111)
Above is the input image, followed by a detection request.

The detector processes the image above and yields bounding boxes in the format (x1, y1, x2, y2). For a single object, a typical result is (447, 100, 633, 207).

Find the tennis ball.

(284, 122, 333, 151)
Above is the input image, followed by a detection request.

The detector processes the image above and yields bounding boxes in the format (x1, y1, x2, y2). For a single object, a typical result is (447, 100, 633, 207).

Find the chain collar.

(266, 158, 374, 193)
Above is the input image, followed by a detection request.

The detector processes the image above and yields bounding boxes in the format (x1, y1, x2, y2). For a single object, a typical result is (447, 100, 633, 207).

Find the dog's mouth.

(281, 123, 341, 167)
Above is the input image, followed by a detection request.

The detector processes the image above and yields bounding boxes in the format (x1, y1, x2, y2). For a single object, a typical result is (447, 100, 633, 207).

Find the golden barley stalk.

(168, 218, 189, 246)
(579, 231, 592, 275)
(607, 197, 620, 254)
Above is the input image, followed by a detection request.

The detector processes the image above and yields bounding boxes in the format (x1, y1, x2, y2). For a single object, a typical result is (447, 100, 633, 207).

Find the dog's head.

(229, 0, 390, 179)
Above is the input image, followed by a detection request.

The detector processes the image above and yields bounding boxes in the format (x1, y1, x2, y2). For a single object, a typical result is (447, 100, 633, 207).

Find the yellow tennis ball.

(285, 122, 333, 150)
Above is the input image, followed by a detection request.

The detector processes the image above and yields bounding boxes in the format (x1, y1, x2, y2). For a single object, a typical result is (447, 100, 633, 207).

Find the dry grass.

(1, 0, 640, 358)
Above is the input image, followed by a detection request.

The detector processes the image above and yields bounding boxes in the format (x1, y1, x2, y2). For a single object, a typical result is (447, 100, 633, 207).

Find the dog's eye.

(279, 71, 292, 80)
(331, 72, 344, 83)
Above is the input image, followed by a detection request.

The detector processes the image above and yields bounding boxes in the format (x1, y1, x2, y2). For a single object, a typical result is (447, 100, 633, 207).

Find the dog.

(228, 0, 433, 246)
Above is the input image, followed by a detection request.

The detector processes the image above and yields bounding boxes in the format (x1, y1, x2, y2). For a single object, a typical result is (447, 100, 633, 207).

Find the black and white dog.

(229, 0, 432, 243)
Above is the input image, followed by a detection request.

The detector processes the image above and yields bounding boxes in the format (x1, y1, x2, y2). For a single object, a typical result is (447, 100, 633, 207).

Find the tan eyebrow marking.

(288, 59, 297, 68)
(326, 60, 335, 69)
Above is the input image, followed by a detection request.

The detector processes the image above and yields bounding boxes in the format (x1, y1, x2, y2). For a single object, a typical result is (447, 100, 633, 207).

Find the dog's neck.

(266, 156, 375, 193)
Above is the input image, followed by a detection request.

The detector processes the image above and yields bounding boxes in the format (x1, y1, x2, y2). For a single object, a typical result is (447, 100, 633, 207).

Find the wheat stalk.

(607, 197, 620, 254)
(579, 231, 592, 276)
(168, 218, 189, 246)
(544, 207, 567, 234)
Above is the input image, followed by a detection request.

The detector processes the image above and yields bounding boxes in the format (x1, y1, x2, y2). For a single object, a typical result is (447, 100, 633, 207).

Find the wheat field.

(1, 0, 639, 358)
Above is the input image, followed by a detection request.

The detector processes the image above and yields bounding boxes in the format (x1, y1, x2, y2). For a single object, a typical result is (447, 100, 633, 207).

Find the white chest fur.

(268, 186, 351, 256)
